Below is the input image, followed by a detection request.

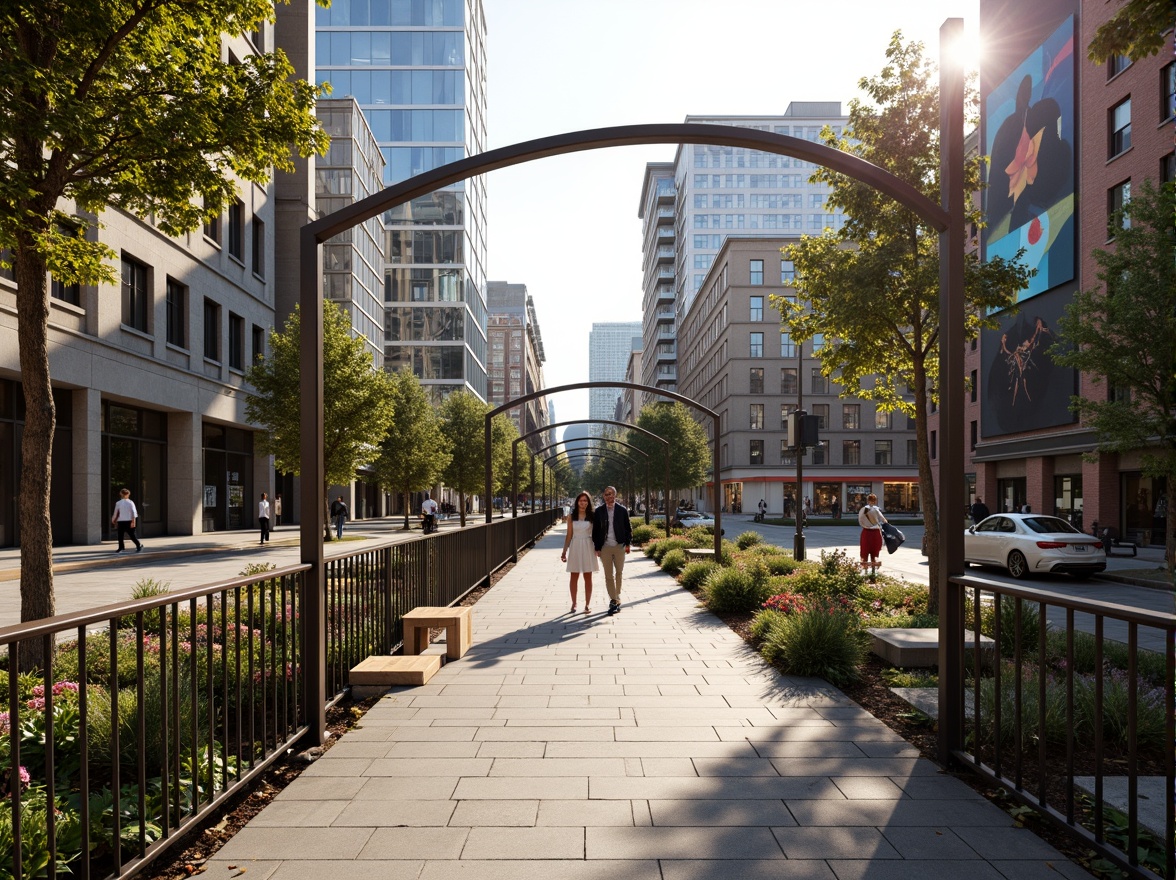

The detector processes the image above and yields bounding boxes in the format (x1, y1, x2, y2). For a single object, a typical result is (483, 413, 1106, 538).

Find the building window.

(970, 369, 978, 403)
(780, 332, 796, 358)
(749, 332, 763, 357)
(49, 224, 80, 305)
(252, 215, 265, 278)
(781, 259, 795, 283)
(811, 368, 828, 395)
(875, 439, 892, 465)
(874, 408, 889, 430)
(121, 256, 149, 331)
(749, 295, 763, 321)
(970, 420, 978, 450)
(908, 439, 918, 465)
(204, 202, 220, 245)
(1107, 54, 1131, 79)
(811, 404, 828, 430)
(228, 312, 245, 370)
(251, 324, 265, 363)
(750, 404, 764, 430)
(1109, 180, 1131, 235)
(780, 402, 796, 429)
(1163, 62, 1175, 122)
(1162, 152, 1176, 186)
(780, 441, 795, 465)
(749, 367, 764, 394)
(228, 199, 245, 261)
(843, 440, 860, 465)
(812, 333, 825, 352)
(842, 404, 860, 430)
(749, 439, 764, 464)
(749, 259, 763, 285)
(780, 367, 797, 395)
(165, 279, 187, 347)
(930, 430, 937, 460)
(1109, 98, 1131, 158)
(811, 444, 825, 465)
(203, 298, 221, 361)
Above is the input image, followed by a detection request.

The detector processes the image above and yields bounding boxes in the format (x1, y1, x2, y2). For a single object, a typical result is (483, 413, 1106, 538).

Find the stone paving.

(205, 530, 1093, 880)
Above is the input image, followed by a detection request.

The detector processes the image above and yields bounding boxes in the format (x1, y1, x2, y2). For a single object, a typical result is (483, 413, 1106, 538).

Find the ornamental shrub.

(763, 554, 802, 576)
(660, 548, 687, 576)
(734, 530, 763, 550)
(650, 537, 690, 564)
(750, 608, 788, 646)
(758, 602, 869, 686)
(679, 560, 719, 591)
(630, 523, 656, 545)
(762, 591, 807, 615)
(703, 564, 772, 614)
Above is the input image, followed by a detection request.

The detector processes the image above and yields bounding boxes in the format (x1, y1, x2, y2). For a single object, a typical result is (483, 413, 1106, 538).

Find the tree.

(491, 414, 519, 504)
(628, 402, 710, 509)
(1087, 0, 1175, 63)
(372, 369, 449, 530)
(246, 301, 394, 540)
(774, 33, 1032, 610)
(1050, 180, 1176, 572)
(439, 391, 495, 526)
(0, 0, 325, 628)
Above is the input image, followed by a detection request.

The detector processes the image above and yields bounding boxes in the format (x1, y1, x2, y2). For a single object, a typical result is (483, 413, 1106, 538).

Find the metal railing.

(944, 574, 1176, 880)
(0, 509, 559, 880)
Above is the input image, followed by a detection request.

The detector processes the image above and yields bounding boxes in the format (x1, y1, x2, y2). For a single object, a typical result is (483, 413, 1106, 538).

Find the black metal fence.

(945, 575, 1176, 880)
(0, 509, 558, 879)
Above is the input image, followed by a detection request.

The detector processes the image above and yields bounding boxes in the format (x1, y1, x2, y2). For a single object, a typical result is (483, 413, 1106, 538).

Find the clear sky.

(482, 0, 981, 430)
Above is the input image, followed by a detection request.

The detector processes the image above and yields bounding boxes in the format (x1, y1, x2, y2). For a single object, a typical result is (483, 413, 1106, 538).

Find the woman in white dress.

(560, 491, 598, 613)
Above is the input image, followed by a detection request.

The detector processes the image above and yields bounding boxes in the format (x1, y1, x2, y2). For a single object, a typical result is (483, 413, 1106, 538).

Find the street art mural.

(983, 16, 1075, 304)
(981, 287, 1078, 437)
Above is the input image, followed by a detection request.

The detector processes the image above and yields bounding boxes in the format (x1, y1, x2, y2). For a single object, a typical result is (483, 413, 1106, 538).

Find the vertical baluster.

(43, 634, 56, 880)
(1036, 600, 1047, 808)
(257, 583, 266, 761)
(1127, 621, 1138, 866)
(220, 590, 229, 793)
(247, 586, 256, 771)
(158, 606, 169, 841)
(972, 587, 982, 767)
(110, 622, 121, 873)
(171, 604, 181, 827)
(78, 628, 91, 880)
(1013, 597, 1023, 791)
(234, 589, 242, 782)
(136, 612, 147, 857)
(280, 575, 289, 740)
(1094, 617, 1104, 844)
(206, 594, 215, 800)
(993, 592, 1002, 779)
(1165, 620, 1174, 880)
(9, 643, 21, 880)
(189, 598, 198, 815)
(1065, 608, 1075, 825)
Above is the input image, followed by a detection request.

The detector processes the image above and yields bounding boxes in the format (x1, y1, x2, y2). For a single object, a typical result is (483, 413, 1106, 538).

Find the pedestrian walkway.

(206, 530, 1093, 880)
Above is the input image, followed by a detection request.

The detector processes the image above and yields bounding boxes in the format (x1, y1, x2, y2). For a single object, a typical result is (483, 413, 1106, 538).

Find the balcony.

(655, 346, 676, 364)
(654, 306, 675, 325)
(657, 267, 675, 279)
(656, 285, 674, 305)
(657, 225, 674, 239)
(656, 325, 676, 341)
(656, 246, 674, 263)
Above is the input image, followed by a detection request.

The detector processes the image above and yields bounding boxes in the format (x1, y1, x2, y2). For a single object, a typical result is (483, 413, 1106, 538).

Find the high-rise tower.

(588, 322, 642, 436)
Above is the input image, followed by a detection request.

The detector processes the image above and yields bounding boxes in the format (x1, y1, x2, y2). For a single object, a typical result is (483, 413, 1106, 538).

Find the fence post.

(384, 545, 394, 654)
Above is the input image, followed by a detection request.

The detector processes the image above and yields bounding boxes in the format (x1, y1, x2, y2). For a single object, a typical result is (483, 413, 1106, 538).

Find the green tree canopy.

(438, 391, 500, 525)
(372, 369, 450, 529)
(491, 414, 519, 501)
(1050, 180, 1176, 571)
(246, 301, 394, 539)
(773, 33, 1032, 609)
(1, 0, 326, 625)
(629, 402, 710, 503)
(1087, 0, 1175, 62)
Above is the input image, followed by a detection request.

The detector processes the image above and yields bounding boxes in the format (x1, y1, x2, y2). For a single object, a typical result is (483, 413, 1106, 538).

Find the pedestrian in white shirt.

(111, 487, 143, 553)
(258, 492, 271, 545)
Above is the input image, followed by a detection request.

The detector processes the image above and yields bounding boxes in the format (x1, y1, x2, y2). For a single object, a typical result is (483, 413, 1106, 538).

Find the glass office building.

(316, 0, 489, 401)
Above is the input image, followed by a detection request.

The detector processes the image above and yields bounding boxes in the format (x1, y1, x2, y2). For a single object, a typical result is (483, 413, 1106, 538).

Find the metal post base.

(793, 532, 805, 561)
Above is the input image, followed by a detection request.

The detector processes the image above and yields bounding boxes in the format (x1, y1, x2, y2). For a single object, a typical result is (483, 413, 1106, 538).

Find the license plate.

(1072, 544, 1088, 552)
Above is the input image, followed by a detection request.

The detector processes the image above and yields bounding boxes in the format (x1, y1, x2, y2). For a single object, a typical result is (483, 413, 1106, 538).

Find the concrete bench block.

(350, 655, 442, 695)
(685, 549, 717, 562)
(866, 627, 994, 668)
(403, 606, 473, 660)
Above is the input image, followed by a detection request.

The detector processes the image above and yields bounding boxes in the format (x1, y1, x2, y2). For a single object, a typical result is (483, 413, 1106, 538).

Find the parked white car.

(965, 514, 1106, 580)
(674, 510, 717, 529)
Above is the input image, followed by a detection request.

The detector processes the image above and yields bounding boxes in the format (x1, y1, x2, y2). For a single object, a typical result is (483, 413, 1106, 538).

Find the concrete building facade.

(486, 281, 549, 448)
(677, 237, 920, 516)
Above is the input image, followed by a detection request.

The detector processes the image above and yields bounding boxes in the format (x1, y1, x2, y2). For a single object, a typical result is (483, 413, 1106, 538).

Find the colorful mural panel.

(983, 16, 1075, 303)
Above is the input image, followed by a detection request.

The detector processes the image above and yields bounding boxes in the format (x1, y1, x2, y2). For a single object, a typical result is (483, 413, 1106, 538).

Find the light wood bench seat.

(402, 606, 473, 660)
(684, 548, 717, 562)
(350, 655, 441, 694)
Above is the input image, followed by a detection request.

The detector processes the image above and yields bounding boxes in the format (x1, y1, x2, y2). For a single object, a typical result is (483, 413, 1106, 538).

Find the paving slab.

(207, 530, 1091, 878)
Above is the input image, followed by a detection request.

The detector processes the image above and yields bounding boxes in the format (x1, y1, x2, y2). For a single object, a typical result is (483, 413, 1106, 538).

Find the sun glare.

(943, 24, 985, 77)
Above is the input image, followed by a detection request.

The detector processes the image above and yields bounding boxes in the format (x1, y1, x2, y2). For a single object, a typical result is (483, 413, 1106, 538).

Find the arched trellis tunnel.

(298, 29, 966, 754)
(521, 436, 649, 516)
(512, 418, 674, 535)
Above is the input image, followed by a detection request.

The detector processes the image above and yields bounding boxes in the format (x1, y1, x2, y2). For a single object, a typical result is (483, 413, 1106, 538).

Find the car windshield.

(1022, 516, 1080, 534)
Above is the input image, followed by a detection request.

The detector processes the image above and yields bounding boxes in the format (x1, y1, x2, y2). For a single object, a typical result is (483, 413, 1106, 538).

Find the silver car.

(965, 514, 1106, 580)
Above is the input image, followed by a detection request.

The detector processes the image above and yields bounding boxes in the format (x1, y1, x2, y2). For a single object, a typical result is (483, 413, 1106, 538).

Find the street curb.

(1095, 570, 1174, 592)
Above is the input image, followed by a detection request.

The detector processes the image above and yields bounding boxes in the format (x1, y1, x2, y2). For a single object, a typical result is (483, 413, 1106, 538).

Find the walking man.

(831, 495, 841, 521)
(970, 497, 990, 524)
(110, 487, 143, 553)
(330, 495, 349, 539)
(592, 486, 632, 616)
(258, 492, 271, 544)
(274, 493, 283, 527)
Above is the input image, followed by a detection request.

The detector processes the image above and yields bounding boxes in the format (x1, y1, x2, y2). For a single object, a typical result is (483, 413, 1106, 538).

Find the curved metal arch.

(517, 436, 650, 520)
(303, 123, 948, 243)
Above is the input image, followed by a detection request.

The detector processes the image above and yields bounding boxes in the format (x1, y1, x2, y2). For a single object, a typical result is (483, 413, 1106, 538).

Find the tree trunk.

(402, 489, 411, 530)
(912, 362, 941, 614)
(458, 491, 466, 527)
(15, 236, 55, 670)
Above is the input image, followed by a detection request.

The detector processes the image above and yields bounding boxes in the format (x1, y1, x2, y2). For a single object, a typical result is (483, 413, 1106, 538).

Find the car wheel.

(1006, 550, 1030, 579)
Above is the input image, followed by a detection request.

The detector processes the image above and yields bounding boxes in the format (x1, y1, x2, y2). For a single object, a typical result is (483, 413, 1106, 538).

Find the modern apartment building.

(588, 322, 642, 436)
(935, 0, 1174, 546)
(0, 31, 278, 548)
(486, 281, 549, 448)
(677, 237, 919, 515)
(314, 0, 489, 402)
(638, 105, 849, 409)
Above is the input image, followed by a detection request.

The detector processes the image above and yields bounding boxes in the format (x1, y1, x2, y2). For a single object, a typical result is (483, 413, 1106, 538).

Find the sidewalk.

(204, 530, 1093, 880)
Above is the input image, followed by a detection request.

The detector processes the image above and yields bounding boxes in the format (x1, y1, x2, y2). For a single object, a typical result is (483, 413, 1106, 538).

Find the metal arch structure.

(297, 29, 965, 753)
(525, 437, 650, 525)
(484, 381, 722, 558)
(514, 418, 673, 532)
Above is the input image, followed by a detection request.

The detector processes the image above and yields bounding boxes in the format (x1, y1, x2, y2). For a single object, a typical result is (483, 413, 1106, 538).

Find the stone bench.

(349, 655, 442, 697)
(866, 627, 994, 668)
(403, 606, 473, 660)
(684, 548, 717, 563)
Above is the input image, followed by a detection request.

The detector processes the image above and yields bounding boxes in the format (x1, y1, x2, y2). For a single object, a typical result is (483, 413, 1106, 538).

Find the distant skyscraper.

(315, 0, 489, 401)
(588, 322, 642, 436)
(486, 281, 548, 446)
(638, 104, 848, 407)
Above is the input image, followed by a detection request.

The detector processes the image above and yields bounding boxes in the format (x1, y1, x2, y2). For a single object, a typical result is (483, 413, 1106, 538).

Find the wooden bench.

(684, 548, 717, 563)
(402, 606, 473, 660)
(349, 655, 442, 695)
